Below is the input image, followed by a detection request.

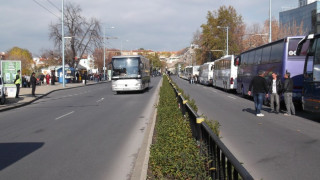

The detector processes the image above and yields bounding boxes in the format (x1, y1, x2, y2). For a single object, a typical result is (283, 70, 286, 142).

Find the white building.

(78, 55, 98, 74)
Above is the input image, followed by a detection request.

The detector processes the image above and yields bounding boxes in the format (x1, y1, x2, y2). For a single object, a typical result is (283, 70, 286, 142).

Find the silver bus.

(111, 55, 150, 94)
(212, 55, 238, 90)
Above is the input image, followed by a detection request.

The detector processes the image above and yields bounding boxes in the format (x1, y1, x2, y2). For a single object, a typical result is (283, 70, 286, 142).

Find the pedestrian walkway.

(0, 81, 107, 112)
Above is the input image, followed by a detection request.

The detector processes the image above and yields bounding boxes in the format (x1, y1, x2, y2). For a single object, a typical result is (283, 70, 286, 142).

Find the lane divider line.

(96, 98, 104, 103)
(55, 111, 75, 120)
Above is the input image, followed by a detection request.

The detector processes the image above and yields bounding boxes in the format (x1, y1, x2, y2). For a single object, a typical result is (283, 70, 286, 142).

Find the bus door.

(300, 35, 320, 112)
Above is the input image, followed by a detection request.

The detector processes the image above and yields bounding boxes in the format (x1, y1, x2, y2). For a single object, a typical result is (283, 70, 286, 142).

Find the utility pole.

(269, 0, 272, 43)
(61, 0, 65, 87)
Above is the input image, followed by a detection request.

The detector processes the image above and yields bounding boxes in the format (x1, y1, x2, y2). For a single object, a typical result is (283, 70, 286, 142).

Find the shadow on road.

(0, 142, 44, 171)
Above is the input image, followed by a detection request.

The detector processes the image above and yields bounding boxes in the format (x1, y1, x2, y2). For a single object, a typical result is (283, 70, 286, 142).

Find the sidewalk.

(0, 80, 107, 112)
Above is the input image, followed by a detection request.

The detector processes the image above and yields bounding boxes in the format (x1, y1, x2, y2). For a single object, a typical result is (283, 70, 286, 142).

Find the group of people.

(188, 74, 198, 84)
(14, 70, 38, 98)
(248, 70, 295, 117)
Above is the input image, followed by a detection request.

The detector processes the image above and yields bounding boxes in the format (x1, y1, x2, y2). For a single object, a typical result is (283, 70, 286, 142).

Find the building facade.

(280, 0, 320, 34)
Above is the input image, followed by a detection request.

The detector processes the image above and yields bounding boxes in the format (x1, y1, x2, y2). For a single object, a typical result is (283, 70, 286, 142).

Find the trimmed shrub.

(148, 76, 210, 179)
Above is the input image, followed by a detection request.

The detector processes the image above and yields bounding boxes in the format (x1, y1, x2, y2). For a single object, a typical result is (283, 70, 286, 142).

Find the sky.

(0, 0, 299, 57)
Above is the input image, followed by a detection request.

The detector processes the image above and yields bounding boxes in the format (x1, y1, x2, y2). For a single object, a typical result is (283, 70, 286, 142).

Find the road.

(0, 77, 161, 180)
(172, 76, 320, 180)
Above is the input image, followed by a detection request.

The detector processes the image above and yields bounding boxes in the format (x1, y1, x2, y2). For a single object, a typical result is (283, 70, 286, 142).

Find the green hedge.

(148, 76, 210, 179)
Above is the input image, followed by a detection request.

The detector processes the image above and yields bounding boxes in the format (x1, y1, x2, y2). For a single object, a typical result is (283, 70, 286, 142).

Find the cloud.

(0, 0, 297, 55)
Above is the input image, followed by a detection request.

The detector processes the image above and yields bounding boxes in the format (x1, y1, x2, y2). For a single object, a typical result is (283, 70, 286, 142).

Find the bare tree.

(49, 2, 102, 69)
(39, 49, 61, 67)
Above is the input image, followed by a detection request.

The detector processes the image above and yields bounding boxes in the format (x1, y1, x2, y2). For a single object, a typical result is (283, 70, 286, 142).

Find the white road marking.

(55, 111, 74, 120)
(96, 98, 104, 103)
(227, 96, 236, 99)
(211, 90, 217, 93)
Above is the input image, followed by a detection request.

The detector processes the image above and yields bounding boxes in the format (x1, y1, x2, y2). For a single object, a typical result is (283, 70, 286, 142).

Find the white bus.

(111, 55, 150, 94)
(212, 55, 238, 90)
(198, 62, 214, 86)
(181, 66, 200, 80)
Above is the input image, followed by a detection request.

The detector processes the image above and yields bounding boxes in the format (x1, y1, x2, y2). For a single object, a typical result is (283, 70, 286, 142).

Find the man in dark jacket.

(283, 72, 295, 115)
(30, 72, 37, 97)
(248, 70, 269, 117)
(268, 72, 282, 114)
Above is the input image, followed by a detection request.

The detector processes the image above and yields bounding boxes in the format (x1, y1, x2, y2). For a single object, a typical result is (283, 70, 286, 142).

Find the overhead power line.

(33, 0, 60, 18)
(46, 0, 61, 12)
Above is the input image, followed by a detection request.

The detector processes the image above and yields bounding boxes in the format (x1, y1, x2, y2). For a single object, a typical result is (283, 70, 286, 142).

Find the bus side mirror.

(140, 63, 144, 69)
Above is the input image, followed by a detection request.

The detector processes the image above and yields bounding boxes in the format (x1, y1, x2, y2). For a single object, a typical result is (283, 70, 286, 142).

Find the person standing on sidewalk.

(46, 73, 50, 85)
(248, 70, 269, 117)
(14, 70, 21, 98)
(268, 72, 282, 114)
(30, 72, 37, 97)
(283, 72, 295, 116)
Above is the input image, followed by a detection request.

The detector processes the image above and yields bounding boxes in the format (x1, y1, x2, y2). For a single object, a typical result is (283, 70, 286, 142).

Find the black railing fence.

(167, 77, 254, 180)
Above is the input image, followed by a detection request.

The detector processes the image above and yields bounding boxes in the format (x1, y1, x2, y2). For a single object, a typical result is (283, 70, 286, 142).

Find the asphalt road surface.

(0, 76, 161, 180)
(172, 76, 320, 180)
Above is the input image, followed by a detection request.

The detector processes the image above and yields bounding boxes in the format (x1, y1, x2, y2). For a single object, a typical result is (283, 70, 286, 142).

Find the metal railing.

(167, 77, 254, 180)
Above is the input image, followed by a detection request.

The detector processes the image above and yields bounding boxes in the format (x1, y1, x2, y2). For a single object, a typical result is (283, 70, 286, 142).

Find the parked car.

(0, 76, 6, 104)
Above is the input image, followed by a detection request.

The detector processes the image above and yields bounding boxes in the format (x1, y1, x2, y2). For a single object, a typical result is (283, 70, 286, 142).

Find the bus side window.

(255, 48, 262, 64)
(261, 46, 271, 64)
(248, 51, 255, 65)
(270, 42, 283, 63)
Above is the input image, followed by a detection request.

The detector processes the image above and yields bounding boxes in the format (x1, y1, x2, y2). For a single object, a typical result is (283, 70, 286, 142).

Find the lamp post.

(269, 0, 272, 43)
(217, 26, 229, 56)
(61, 0, 65, 87)
(103, 26, 115, 80)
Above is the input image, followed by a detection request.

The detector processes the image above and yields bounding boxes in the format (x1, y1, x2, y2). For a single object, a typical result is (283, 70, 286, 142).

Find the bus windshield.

(289, 38, 309, 56)
(112, 57, 140, 78)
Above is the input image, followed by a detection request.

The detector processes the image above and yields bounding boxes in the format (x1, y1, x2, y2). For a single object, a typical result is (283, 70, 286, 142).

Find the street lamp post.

(217, 26, 229, 56)
(269, 0, 272, 43)
(103, 26, 115, 80)
(61, 0, 65, 87)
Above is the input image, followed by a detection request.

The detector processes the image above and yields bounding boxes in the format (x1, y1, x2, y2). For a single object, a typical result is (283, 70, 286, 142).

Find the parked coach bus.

(212, 55, 238, 91)
(296, 34, 320, 112)
(111, 55, 150, 94)
(183, 65, 200, 80)
(199, 62, 214, 86)
(236, 36, 306, 103)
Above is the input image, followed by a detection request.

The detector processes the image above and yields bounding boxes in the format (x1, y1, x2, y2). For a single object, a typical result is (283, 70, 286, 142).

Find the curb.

(0, 81, 108, 112)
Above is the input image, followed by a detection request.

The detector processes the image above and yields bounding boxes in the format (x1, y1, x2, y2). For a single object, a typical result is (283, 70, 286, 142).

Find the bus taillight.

(230, 77, 234, 84)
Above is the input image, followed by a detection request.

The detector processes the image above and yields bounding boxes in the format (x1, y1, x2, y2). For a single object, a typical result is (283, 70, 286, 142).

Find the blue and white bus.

(297, 34, 320, 112)
(111, 55, 150, 94)
(236, 36, 306, 103)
